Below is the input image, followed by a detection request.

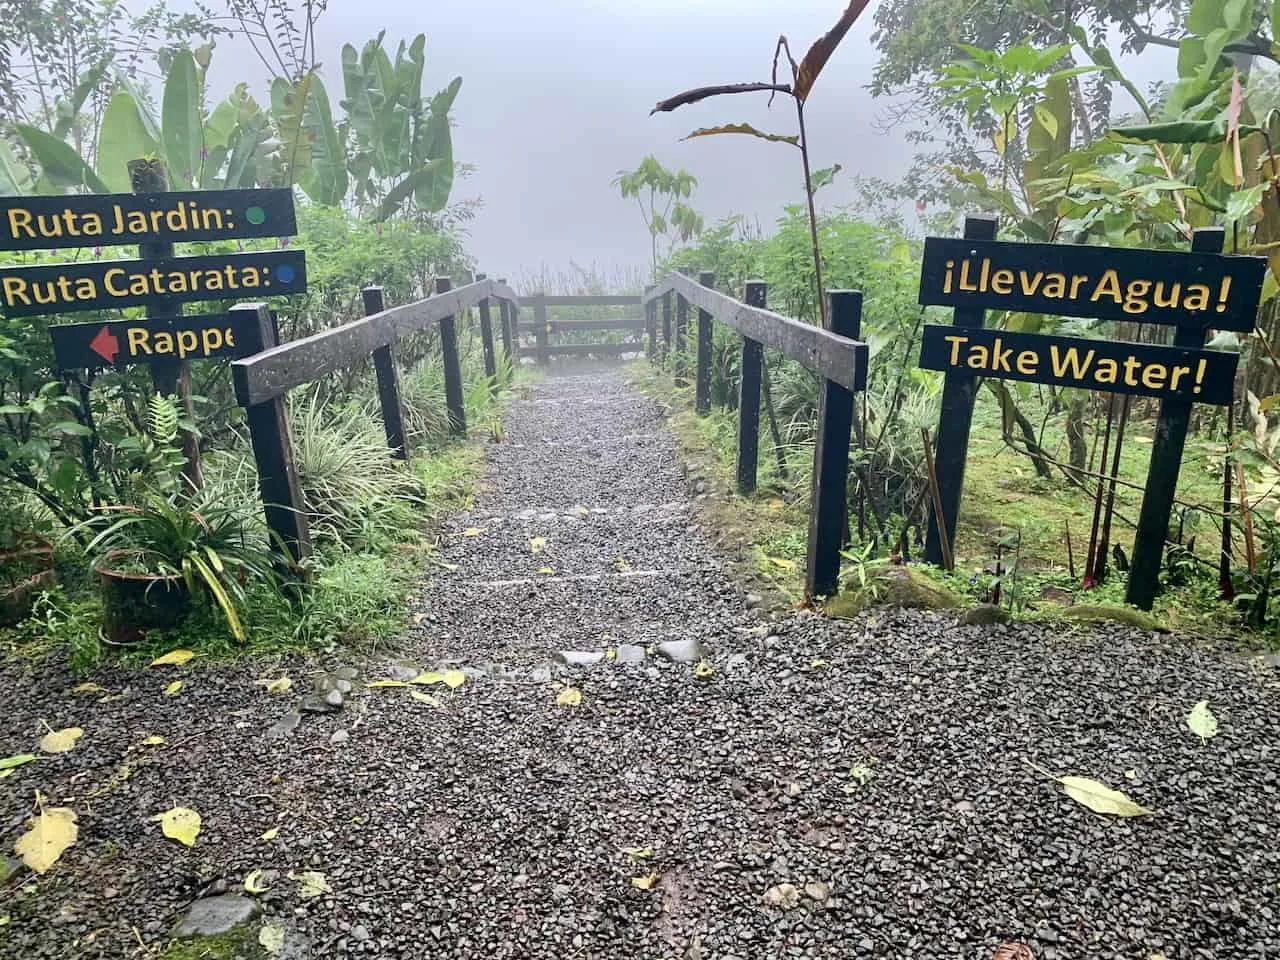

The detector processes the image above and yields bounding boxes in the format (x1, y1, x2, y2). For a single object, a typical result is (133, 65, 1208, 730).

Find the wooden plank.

(645, 287, 657, 360)
(533, 296, 549, 365)
(523, 295, 643, 307)
(737, 282, 766, 495)
(233, 301, 311, 564)
(498, 277, 516, 368)
(1127, 228, 1225, 610)
(662, 292, 672, 360)
(806, 290, 861, 599)
(233, 277, 515, 406)
(541, 342, 645, 356)
(924, 216, 997, 567)
(675, 292, 689, 385)
(476, 272, 497, 378)
(436, 276, 467, 436)
(695, 272, 714, 415)
(362, 285, 408, 460)
(644, 272, 865, 392)
(533, 318, 646, 332)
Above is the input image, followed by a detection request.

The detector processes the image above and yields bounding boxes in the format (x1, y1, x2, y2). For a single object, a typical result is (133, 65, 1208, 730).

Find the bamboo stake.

(921, 427, 953, 572)
(1235, 459, 1257, 575)
(1083, 393, 1116, 588)
(1093, 394, 1131, 583)
(1220, 403, 1235, 600)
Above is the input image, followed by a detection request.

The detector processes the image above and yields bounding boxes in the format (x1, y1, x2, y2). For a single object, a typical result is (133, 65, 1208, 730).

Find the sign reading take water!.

(0, 188, 297, 250)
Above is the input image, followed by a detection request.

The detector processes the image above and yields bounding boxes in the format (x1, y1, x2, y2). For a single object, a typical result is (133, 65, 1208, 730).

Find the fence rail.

(518, 293, 645, 363)
(231, 277, 520, 564)
(642, 273, 868, 600)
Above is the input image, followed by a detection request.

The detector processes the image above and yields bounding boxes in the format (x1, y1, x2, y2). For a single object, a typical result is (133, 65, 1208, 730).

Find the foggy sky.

(202, 0, 1176, 286)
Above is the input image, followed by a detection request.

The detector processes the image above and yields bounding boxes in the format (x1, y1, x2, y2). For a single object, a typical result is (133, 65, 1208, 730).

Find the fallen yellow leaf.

(529, 536, 547, 554)
(556, 687, 583, 707)
(39, 727, 83, 754)
(68, 682, 105, 696)
(153, 806, 201, 846)
(150, 649, 194, 667)
(163, 680, 183, 697)
(409, 672, 444, 685)
(631, 872, 658, 890)
(260, 827, 280, 842)
(259, 924, 285, 954)
(141, 735, 166, 747)
(288, 870, 330, 898)
(621, 846, 654, 861)
(538, 566, 555, 575)
(244, 869, 271, 893)
(256, 676, 292, 695)
(694, 660, 715, 681)
(462, 527, 485, 537)
(14, 806, 78, 874)
(366, 680, 410, 688)
(442, 670, 466, 689)
(410, 691, 443, 707)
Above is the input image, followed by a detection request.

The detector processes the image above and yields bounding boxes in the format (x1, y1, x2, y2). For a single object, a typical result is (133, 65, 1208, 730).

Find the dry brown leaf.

(556, 687, 583, 707)
(39, 727, 83, 754)
(793, 0, 873, 102)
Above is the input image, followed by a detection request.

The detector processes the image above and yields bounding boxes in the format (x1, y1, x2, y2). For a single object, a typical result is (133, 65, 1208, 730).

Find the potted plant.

(77, 495, 276, 646)
(0, 503, 57, 627)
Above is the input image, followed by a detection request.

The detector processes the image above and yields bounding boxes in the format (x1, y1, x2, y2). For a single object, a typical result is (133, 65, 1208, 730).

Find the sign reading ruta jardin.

(0, 188, 297, 251)
(916, 219, 1266, 613)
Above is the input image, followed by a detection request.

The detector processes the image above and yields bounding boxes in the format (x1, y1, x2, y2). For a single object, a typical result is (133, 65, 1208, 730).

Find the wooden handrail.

(643, 272, 866, 392)
(232, 278, 520, 406)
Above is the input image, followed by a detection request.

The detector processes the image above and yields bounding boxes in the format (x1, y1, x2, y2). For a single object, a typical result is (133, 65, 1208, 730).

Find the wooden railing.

(519, 294, 645, 363)
(231, 276, 521, 563)
(642, 273, 868, 600)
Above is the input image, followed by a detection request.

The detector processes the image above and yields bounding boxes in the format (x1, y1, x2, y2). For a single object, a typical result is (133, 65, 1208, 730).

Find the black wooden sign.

(919, 325, 1238, 405)
(0, 250, 306, 317)
(0, 189, 297, 251)
(919, 237, 1266, 331)
(50, 313, 259, 370)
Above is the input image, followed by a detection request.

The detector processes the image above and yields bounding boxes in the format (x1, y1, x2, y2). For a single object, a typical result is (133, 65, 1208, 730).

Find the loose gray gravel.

(3, 364, 1280, 960)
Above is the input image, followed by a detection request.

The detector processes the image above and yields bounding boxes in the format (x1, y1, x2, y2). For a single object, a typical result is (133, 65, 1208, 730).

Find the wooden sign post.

(917, 219, 1265, 608)
(0, 182, 303, 501)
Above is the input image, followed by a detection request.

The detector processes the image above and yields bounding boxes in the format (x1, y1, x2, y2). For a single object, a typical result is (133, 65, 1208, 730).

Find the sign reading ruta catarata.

(0, 250, 306, 318)
(918, 325, 1238, 406)
(49, 313, 258, 370)
(919, 237, 1266, 331)
(0, 189, 297, 251)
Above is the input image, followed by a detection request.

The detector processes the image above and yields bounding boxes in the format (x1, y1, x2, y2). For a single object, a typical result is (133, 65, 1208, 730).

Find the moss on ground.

(1057, 603, 1167, 632)
(160, 928, 265, 960)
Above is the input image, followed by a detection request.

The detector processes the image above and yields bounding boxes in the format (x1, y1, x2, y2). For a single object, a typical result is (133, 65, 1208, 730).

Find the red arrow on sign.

(89, 326, 120, 364)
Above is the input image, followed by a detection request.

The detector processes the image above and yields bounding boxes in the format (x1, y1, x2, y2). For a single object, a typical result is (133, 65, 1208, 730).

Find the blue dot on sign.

(277, 265, 296, 284)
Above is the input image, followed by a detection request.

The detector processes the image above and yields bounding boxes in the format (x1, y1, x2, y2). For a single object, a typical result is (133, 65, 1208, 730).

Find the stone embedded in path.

(386, 663, 422, 682)
(555, 650, 605, 667)
(957, 604, 1010, 626)
(173, 894, 259, 937)
(657, 639, 703, 663)
(614, 644, 646, 664)
(299, 693, 340, 714)
(265, 711, 301, 739)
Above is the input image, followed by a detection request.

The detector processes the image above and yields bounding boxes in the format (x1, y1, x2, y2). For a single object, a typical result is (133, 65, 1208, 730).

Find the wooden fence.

(231, 276, 521, 563)
(519, 294, 645, 363)
(642, 273, 868, 600)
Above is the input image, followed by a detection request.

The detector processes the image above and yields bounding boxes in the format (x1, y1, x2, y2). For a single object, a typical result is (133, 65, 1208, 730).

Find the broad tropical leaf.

(374, 159, 445, 221)
(161, 49, 203, 187)
(298, 75, 348, 205)
(0, 139, 32, 195)
(793, 0, 872, 102)
(414, 76, 461, 211)
(15, 126, 109, 193)
(682, 123, 798, 146)
(273, 73, 316, 186)
(97, 91, 160, 192)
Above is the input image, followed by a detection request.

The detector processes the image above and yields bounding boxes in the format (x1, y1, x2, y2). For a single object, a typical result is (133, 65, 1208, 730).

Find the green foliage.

(613, 155, 703, 275)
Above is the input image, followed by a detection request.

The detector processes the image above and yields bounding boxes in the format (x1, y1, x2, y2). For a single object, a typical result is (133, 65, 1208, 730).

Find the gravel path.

(4, 365, 1280, 960)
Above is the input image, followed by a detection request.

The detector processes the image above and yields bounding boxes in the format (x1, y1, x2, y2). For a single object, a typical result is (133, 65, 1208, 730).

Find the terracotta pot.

(0, 537, 56, 627)
(94, 550, 191, 646)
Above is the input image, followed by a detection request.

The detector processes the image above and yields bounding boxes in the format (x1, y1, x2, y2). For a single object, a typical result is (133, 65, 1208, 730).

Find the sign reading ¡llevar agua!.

(50, 313, 259, 370)
(0, 189, 297, 251)
(918, 325, 1238, 406)
(919, 237, 1267, 331)
(0, 249, 306, 318)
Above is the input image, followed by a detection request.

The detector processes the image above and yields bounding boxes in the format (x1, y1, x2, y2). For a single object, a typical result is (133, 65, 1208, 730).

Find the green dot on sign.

(245, 206, 266, 225)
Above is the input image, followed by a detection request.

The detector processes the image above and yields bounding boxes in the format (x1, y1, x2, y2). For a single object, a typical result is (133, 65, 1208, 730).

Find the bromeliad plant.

(651, 0, 872, 328)
(77, 494, 277, 643)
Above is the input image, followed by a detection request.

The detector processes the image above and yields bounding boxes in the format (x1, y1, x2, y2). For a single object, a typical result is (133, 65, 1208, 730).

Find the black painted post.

(695, 271, 714, 415)
(674, 292, 689, 385)
(436, 276, 467, 436)
(361, 286, 408, 459)
(645, 285, 657, 360)
(233, 302, 311, 565)
(924, 215, 998, 566)
(476, 272, 497, 379)
(533, 294, 550, 366)
(806, 291, 863, 599)
(498, 278, 516, 370)
(130, 158, 201, 492)
(737, 281, 766, 495)
(1126, 227, 1226, 610)
(662, 291, 673, 362)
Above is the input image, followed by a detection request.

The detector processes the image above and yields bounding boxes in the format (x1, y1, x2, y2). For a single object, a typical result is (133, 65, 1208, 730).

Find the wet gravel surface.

(4, 365, 1280, 959)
